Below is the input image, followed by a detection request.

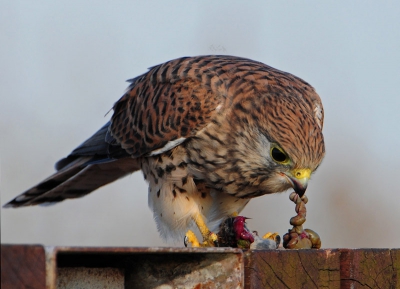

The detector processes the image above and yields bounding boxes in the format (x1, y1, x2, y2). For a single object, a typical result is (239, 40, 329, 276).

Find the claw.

(262, 232, 279, 240)
(185, 230, 201, 247)
(275, 234, 281, 247)
(262, 232, 281, 247)
(209, 232, 219, 247)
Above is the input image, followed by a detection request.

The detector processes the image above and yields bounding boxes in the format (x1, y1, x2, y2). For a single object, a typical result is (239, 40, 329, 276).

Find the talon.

(275, 234, 281, 247)
(262, 232, 281, 247)
(185, 230, 200, 247)
(262, 232, 279, 240)
(184, 236, 188, 247)
(209, 232, 219, 247)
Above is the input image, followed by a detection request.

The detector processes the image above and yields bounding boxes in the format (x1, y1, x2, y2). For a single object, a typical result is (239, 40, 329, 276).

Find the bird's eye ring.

(270, 146, 289, 164)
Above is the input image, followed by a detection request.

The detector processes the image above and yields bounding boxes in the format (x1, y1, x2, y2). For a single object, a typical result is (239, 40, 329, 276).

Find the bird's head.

(226, 81, 326, 198)
(259, 91, 325, 197)
(221, 91, 325, 198)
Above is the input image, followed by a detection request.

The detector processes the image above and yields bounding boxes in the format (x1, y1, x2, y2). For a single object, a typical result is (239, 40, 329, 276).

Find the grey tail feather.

(3, 157, 140, 208)
(3, 122, 140, 208)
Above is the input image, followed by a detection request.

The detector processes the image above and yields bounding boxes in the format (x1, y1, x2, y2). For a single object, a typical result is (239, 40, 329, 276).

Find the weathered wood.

(2, 245, 400, 288)
(340, 248, 400, 289)
(1, 244, 46, 289)
(244, 249, 341, 289)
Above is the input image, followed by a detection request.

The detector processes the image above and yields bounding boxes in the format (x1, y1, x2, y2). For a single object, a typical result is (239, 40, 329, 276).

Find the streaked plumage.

(4, 55, 325, 245)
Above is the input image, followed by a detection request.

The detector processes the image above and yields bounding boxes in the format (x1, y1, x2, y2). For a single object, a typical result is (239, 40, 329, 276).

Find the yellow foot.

(184, 230, 200, 247)
(205, 232, 218, 247)
(184, 212, 219, 247)
(262, 232, 279, 240)
(262, 232, 281, 247)
(184, 230, 218, 247)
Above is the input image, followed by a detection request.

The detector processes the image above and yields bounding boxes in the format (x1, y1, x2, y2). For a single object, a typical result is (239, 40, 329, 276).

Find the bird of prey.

(4, 55, 325, 247)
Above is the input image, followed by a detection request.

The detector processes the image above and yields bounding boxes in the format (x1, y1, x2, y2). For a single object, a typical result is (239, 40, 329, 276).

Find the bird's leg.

(185, 212, 218, 247)
(194, 212, 219, 246)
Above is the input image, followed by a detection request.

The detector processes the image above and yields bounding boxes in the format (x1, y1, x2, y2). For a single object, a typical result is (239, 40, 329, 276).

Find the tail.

(3, 122, 140, 208)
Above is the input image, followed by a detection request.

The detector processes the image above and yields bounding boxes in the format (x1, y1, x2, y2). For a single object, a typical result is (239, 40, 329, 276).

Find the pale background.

(1, 1, 399, 248)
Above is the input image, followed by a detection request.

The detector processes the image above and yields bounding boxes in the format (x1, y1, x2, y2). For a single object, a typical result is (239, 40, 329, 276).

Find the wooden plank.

(2, 245, 399, 288)
(340, 248, 400, 289)
(1, 244, 46, 289)
(244, 249, 341, 289)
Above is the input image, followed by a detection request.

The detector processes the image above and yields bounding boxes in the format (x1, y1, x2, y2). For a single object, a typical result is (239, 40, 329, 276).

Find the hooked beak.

(284, 168, 311, 197)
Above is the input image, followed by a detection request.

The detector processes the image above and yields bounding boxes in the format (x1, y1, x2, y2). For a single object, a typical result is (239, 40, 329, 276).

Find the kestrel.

(4, 55, 325, 247)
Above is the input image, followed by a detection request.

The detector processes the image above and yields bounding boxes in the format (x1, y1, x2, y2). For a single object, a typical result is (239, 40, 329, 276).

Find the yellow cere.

(292, 168, 311, 180)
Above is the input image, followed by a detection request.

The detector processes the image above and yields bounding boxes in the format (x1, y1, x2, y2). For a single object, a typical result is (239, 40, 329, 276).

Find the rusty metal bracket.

(1, 245, 244, 289)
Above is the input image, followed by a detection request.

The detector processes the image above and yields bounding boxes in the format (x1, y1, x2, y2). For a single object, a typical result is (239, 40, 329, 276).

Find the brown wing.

(109, 56, 231, 157)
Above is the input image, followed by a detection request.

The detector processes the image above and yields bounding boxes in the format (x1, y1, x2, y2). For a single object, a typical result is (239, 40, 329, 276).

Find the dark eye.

(271, 147, 289, 164)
